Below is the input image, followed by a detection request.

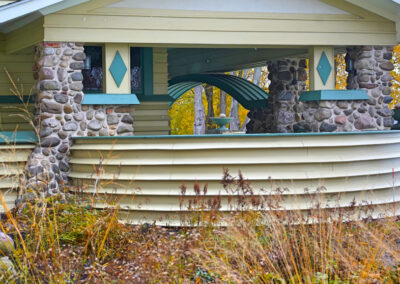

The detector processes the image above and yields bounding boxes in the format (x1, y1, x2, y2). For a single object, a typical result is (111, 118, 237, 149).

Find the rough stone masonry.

(246, 46, 395, 134)
(23, 42, 135, 199)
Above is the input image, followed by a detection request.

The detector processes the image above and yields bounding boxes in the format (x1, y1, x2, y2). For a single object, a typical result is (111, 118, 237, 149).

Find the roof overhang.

(0, 0, 89, 33)
(344, 0, 400, 42)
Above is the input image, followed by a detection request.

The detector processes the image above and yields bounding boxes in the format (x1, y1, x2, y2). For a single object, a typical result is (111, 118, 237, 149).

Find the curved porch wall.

(69, 132, 400, 225)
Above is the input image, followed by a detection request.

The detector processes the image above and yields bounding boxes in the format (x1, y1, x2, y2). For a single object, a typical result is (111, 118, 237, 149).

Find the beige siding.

(0, 104, 34, 131)
(42, 0, 398, 46)
(132, 102, 170, 135)
(153, 48, 168, 95)
(69, 132, 400, 225)
(0, 145, 34, 213)
(0, 46, 35, 95)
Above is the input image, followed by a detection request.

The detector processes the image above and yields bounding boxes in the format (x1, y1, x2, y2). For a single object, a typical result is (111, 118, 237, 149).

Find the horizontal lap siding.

(43, 10, 397, 46)
(0, 145, 34, 213)
(153, 48, 168, 95)
(0, 46, 35, 131)
(69, 133, 400, 225)
(132, 102, 170, 135)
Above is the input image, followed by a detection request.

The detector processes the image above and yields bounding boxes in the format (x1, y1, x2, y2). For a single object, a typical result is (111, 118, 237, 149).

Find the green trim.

(142, 47, 154, 96)
(136, 95, 173, 102)
(0, 95, 34, 104)
(72, 130, 400, 140)
(82, 93, 140, 105)
(0, 131, 37, 144)
(299, 90, 369, 101)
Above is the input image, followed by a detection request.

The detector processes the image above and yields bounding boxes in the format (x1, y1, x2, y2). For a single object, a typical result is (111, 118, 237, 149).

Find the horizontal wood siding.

(0, 104, 34, 131)
(153, 48, 168, 95)
(132, 102, 170, 135)
(0, 46, 35, 95)
(69, 132, 400, 225)
(0, 144, 34, 213)
(0, 46, 35, 131)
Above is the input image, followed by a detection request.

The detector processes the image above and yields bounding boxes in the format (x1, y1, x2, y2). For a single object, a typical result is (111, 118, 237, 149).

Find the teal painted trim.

(0, 131, 37, 144)
(317, 51, 332, 85)
(136, 95, 173, 102)
(0, 95, 34, 104)
(72, 130, 400, 140)
(82, 94, 140, 105)
(142, 48, 154, 96)
(299, 90, 369, 101)
(109, 51, 127, 87)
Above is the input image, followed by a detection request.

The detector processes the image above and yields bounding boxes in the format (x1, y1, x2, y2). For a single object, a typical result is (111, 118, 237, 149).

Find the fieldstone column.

(22, 42, 136, 201)
(246, 58, 308, 133)
(346, 46, 394, 130)
(25, 42, 85, 196)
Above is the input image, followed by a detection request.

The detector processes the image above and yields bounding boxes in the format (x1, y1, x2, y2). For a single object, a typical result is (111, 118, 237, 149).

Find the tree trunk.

(229, 98, 240, 131)
(193, 85, 206, 135)
(229, 70, 249, 131)
(242, 67, 262, 132)
(204, 84, 214, 129)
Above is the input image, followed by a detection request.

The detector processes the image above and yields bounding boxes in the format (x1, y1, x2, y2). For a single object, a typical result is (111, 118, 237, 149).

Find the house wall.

(41, 0, 398, 46)
(0, 42, 35, 131)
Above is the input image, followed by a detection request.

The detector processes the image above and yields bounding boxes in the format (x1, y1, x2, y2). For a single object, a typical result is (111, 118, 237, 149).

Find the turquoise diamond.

(109, 51, 127, 87)
(317, 51, 332, 85)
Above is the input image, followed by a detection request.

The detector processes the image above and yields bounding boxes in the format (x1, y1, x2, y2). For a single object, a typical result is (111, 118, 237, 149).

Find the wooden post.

(104, 43, 131, 94)
(309, 46, 335, 90)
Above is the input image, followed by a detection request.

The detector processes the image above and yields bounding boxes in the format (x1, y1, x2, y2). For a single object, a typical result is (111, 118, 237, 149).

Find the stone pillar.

(23, 42, 136, 200)
(24, 42, 85, 196)
(246, 58, 308, 133)
(346, 46, 394, 130)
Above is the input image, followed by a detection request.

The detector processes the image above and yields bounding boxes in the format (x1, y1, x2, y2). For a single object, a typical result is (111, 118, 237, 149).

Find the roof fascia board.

(344, 0, 400, 22)
(344, 0, 400, 42)
(0, 0, 89, 33)
(39, 0, 90, 16)
(0, 0, 63, 23)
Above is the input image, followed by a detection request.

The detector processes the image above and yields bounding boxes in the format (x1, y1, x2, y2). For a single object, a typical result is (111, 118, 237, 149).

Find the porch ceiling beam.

(168, 48, 308, 78)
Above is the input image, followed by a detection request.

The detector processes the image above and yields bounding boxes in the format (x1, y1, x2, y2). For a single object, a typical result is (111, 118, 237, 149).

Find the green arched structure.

(168, 73, 269, 109)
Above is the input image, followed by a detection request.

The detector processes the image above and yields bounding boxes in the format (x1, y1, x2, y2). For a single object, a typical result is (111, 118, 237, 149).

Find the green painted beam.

(82, 93, 140, 105)
(299, 90, 369, 101)
(0, 130, 37, 144)
(168, 48, 308, 78)
(0, 95, 34, 103)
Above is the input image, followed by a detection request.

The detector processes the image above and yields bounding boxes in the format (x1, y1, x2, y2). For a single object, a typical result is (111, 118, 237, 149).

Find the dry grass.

(0, 171, 399, 283)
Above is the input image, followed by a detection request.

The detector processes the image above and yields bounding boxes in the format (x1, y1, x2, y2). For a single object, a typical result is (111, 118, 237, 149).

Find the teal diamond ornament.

(109, 51, 127, 87)
(317, 51, 332, 85)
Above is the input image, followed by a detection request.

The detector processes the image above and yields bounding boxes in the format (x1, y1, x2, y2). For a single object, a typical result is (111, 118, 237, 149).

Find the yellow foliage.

(335, 54, 347, 90)
(390, 44, 400, 108)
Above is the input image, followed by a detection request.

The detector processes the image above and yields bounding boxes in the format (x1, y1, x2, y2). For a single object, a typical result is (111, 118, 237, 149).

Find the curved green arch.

(168, 73, 269, 109)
